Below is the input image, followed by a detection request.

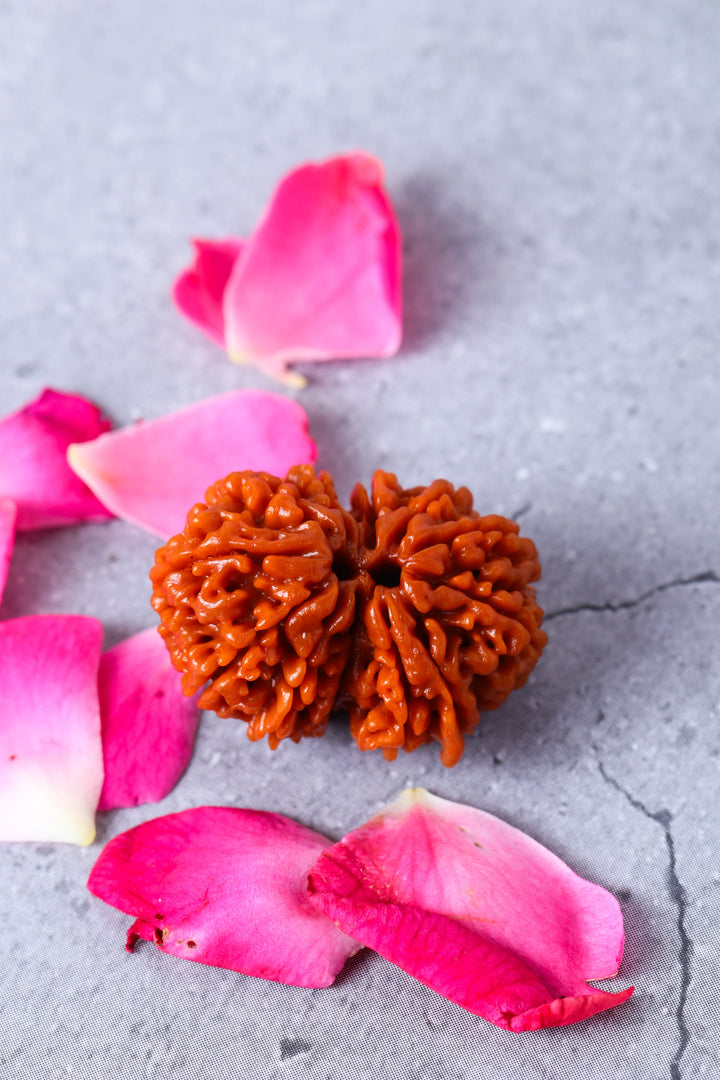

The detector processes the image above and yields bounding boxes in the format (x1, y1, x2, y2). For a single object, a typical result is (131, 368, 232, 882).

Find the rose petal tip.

(66, 442, 82, 468)
(279, 370, 309, 389)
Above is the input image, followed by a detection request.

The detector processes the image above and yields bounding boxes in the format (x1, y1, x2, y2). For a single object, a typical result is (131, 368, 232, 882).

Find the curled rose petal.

(0, 497, 16, 604)
(88, 807, 360, 987)
(97, 628, 201, 812)
(0, 388, 113, 530)
(67, 390, 317, 537)
(0, 615, 104, 845)
(172, 238, 244, 347)
(308, 788, 633, 1031)
(173, 153, 402, 385)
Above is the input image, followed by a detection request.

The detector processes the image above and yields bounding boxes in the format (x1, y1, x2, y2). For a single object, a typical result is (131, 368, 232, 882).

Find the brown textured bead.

(342, 471, 547, 766)
(150, 466, 367, 748)
(150, 467, 547, 766)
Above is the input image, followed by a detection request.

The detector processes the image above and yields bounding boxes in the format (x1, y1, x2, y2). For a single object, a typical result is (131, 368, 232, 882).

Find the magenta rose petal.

(67, 390, 317, 537)
(0, 497, 16, 603)
(88, 807, 361, 987)
(0, 388, 113, 530)
(97, 627, 201, 812)
(0, 615, 104, 845)
(172, 237, 244, 347)
(307, 788, 633, 1031)
(219, 151, 402, 385)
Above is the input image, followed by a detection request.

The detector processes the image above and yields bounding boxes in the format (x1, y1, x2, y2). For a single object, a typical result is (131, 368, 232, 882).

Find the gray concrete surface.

(1, 1, 719, 1077)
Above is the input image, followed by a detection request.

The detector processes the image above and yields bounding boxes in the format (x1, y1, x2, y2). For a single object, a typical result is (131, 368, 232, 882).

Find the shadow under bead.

(150, 467, 547, 766)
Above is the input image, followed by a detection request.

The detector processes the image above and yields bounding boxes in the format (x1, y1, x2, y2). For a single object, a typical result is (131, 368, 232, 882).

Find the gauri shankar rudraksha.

(150, 467, 547, 766)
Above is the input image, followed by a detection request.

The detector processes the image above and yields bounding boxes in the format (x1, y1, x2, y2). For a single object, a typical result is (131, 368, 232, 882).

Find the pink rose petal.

(0, 497, 16, 604)
(88, 807, 360, 987)
(172, 238, 244, 347)
(0, 615, 104, 845)
(308, 788, 633, 1031)
(67, 390, 317, 537)
(225, 152, 401, 383)
(97, 628, 201, 812)
(172, 153, 402, 385)
(0, 388, 113, 530)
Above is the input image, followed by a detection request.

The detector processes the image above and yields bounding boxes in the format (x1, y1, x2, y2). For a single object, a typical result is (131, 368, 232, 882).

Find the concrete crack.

(512, 502, 533, 521)
(594, 749, 692, 1080)
(545, 570, 719, 622)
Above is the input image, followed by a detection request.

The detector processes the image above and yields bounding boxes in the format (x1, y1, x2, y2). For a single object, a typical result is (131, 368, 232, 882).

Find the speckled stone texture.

(1, 2, 719, 1078)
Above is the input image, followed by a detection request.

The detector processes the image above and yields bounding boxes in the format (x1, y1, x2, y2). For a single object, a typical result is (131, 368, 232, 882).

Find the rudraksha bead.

(150, 467, 368, 747)
(343, 471, 547, 766)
